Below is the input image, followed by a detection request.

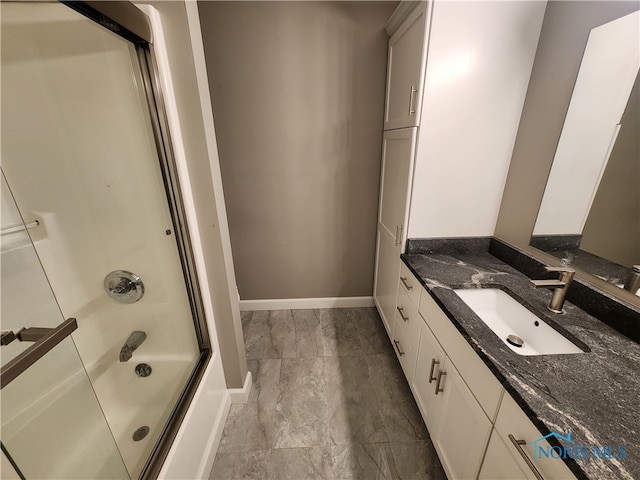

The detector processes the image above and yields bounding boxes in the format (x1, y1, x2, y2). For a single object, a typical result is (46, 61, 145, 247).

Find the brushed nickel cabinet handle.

(400, 277, 413, 291)
(393, 339, 405, 356)
(396, 306, 409, 322)
(508, 434, 544, 480)
(409, 86, 417, 115)
(434, 370, 446, 395)
(428, 358, 439, 383)
(395, 225, 403, 246)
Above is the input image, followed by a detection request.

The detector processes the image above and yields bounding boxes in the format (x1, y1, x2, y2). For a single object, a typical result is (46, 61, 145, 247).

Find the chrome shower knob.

(104, 270, 144, 304)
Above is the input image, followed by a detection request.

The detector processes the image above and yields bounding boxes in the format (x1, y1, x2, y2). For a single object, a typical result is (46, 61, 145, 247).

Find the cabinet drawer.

(395, 288, 421, 353)
(392, 296, 420, 382)
(395, 285, 419, 331)
(399, 261, 421, 306)
(419, 289, 503, 420)
(495, 393, 577, 480)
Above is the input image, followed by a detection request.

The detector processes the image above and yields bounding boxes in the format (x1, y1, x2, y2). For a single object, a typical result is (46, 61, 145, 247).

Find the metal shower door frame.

(57, 2, 213, 478)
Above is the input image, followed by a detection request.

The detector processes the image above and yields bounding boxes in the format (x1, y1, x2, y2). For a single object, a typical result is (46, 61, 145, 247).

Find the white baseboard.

(239, 296, 375, 311)
(228, 371, 252, 405)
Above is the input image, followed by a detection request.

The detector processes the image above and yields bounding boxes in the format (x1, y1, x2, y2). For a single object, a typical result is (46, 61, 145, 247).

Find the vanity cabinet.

(384, 2, 429, 130)
(392, 265, 578, 480)
(414, 288, 501, 480)
(417, 290, 503, 419)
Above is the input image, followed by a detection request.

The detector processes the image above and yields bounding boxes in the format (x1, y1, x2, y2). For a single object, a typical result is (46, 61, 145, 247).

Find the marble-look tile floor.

(209, 308, 447, 480)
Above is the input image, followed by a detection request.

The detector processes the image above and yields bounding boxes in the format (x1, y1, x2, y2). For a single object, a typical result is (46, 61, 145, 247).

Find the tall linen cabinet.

(373, 0, 546, 343)
(374, 2, 429, 335)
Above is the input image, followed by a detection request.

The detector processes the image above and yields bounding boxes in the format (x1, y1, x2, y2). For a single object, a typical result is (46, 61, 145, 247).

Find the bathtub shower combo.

(1, 2, 210, 478)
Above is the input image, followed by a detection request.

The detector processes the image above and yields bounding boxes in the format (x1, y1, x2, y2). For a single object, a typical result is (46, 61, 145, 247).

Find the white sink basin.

(454, 288, 583, 356)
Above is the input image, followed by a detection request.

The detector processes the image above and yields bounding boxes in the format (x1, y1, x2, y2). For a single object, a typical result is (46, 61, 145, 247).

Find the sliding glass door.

(1, 2, 208, 477)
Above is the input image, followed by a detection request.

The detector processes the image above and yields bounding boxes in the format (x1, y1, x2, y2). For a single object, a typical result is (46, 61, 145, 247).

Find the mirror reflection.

(531, 10, 640, 295)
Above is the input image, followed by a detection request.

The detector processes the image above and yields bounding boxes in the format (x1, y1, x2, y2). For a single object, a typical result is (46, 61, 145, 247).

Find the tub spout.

(119, 331, 146, 362)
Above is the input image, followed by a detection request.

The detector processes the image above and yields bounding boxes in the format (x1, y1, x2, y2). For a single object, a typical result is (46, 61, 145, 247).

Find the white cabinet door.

(433, 358, 493, 480)
(374, 230, 401, 336)
(385, 3, 428, 130)
(479, 429, 529, 480)
(419, 289, 503, 420)
(412, 320, 445, 433)
(377, 128, 416, 249)
(373, 128, 416, 331)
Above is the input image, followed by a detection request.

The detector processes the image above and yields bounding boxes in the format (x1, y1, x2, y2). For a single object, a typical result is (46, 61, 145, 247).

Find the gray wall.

(139, 0, 248, 388)
(198, 1, 397, 300)
(495, 0, 639, 302)
(581, 74, 640, 267)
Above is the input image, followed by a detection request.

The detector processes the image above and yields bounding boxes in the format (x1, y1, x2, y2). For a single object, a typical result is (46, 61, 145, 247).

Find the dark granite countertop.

(401, 241, 640, 480)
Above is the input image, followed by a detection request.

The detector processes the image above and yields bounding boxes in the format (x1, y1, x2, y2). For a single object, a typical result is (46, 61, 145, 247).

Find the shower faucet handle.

(111, 278, 136, 295)
(104, 270, 145, 304)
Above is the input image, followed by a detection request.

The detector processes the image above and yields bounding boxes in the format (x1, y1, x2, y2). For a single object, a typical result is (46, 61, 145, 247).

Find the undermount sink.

(454, 288, 584, 356)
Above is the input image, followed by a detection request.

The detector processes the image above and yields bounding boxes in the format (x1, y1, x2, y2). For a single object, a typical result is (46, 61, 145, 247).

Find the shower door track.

(56, 2, 213, 478)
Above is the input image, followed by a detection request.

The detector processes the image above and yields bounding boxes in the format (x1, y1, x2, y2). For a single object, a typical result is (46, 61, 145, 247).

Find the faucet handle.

(545, 265, 575, 286)
(545, 266, 575, 273)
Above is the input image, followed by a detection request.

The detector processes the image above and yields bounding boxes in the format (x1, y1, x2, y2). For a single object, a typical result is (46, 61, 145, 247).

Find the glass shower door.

(1, 2, 205, 478)
(1, 173, 129, 479)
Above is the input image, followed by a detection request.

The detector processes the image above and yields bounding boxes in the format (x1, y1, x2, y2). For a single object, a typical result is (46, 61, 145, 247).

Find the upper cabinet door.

(384, 2, 428, 130)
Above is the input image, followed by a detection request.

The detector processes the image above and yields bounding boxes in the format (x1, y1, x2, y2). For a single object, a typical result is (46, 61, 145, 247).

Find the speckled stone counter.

(401, 239, 640, 480)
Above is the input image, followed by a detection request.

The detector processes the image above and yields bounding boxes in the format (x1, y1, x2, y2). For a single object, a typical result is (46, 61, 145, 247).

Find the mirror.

(531, 10, 640, 295)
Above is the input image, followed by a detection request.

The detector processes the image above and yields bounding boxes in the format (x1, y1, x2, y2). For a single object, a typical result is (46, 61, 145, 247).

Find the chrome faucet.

(529, 266, 575, 313)
(119, 331, 146, 362)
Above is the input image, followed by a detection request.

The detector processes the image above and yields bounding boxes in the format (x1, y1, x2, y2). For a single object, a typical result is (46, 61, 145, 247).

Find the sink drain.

(133, 426, 149, 442)
(135, 363, 152, 377)
(506, 334, 524, 348)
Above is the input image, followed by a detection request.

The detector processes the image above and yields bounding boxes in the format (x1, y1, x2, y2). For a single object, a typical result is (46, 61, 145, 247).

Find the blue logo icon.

(532, 431, 627, 461)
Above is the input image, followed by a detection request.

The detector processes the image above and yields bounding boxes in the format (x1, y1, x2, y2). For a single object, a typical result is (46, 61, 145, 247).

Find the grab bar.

(0, 219, 40, 236)
(1, 318, 77, 389)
